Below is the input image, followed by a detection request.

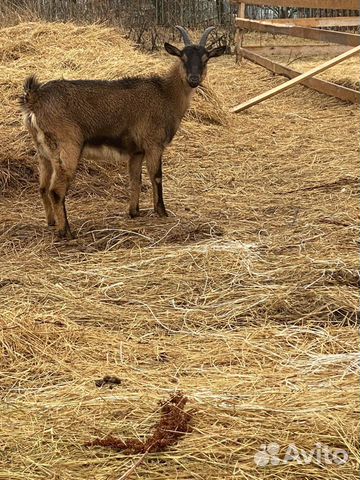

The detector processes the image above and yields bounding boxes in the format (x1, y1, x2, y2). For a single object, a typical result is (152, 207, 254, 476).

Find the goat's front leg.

(49, 145, 80, 239)
(128, 152, 144, 218)
(38, 153, 55, 227)
(145, 149, 167, 217)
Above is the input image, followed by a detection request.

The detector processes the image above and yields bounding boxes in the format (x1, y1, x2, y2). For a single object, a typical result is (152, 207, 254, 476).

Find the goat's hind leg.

(25, 117, 55, 228)
(38, 153, 55, 227)
(49, 144, 80, 239)
(128, 152, 144, 218)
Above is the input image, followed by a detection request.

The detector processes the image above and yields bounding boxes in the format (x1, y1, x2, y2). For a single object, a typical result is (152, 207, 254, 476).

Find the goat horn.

(175, 25, 192, 46)
(199, 26, 215, 47)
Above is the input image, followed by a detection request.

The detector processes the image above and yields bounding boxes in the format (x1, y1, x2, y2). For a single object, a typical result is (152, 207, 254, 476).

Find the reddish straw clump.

(85, 392, 192, 454)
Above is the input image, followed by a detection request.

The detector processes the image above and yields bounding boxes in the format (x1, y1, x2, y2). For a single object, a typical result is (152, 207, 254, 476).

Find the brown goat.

(20, 26, 225, 239)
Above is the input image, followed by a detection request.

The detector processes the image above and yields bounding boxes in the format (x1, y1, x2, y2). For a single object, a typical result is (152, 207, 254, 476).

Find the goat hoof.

(57, 228, 75, 240)
(129, 210, 140, 219)
(47, 220, 56, 227)
(156, 209, 168, 218)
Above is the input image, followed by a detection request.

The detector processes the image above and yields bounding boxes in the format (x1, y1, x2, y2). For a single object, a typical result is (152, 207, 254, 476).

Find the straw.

(0, 21, 359, 480)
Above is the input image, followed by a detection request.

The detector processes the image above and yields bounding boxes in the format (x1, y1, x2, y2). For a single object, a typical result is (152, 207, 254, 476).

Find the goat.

(20, 26, 226, 239)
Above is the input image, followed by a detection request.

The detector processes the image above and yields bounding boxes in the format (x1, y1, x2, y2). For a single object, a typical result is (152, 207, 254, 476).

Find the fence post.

(235, 3, 246, 63)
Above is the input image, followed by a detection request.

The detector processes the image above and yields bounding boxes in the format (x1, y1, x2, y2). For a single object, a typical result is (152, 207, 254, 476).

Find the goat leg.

(146, 151, 168, 217)
(128, 153, 144, 218)
(38, 153, 55, 226)
(49, 145, 79, 239)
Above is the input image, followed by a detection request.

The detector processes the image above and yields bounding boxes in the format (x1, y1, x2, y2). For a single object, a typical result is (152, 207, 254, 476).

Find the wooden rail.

(235, 18, 360, 46)
(231, 0, 359, 9)
(242, 44, 349, 56)
(267, 16, 360, 27)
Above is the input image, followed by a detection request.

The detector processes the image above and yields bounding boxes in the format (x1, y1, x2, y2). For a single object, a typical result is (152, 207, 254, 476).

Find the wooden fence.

(230, 1, 360, 110)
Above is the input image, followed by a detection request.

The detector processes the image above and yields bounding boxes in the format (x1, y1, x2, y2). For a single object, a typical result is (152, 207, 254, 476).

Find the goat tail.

(19, 75, 41, 111)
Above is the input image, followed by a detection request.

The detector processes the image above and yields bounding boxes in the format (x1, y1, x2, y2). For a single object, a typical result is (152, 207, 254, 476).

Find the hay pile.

(1, 22, 359, 480)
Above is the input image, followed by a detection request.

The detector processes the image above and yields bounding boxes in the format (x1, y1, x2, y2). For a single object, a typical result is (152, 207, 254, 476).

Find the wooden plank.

(230, 45, 360, 112)
(231, 0, 359, 10)
(235, 18, 360, 46)
(267, 16, 360, 27)
(243, 44, 350, 56)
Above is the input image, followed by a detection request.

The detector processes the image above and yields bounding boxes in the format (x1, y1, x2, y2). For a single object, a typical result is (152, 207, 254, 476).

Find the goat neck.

(165, 60, 195, 119)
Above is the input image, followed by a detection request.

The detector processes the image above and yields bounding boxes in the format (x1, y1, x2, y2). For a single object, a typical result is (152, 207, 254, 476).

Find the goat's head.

(164, 26, 226, 88)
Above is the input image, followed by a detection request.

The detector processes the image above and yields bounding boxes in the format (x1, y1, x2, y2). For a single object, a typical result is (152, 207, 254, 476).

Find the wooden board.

(231, 0, 359, 10)
(230, 45, 360, 112)
(267, 16, 360, 28)
(243, 44, 350, 57)
(235, 18, 360, 46)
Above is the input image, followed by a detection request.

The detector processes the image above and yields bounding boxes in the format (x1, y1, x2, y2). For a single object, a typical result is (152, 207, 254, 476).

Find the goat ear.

(164, 42, 182, 57)
(208, 45, 226, 59)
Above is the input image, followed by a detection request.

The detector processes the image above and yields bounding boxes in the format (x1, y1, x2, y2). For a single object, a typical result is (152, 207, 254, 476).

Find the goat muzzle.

(188, 75, 201, 88)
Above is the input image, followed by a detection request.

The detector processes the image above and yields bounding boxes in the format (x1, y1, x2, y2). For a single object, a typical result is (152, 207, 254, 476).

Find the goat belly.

(82, 144, 125, 162)
(84, 135, 141, 155)
(86, 136, 124, 149)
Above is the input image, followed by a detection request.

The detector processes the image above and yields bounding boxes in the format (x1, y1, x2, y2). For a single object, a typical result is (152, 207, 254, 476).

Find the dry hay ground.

(0, 22, 359, 480)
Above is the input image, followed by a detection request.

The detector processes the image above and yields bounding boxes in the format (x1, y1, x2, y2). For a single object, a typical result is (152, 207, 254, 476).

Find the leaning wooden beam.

(243, 44, 350, 57)
(230, 45, 360, 113)
(231, 0, 359, 10)
(267, 16, 360, 28)
(235, 19, 360, 47)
